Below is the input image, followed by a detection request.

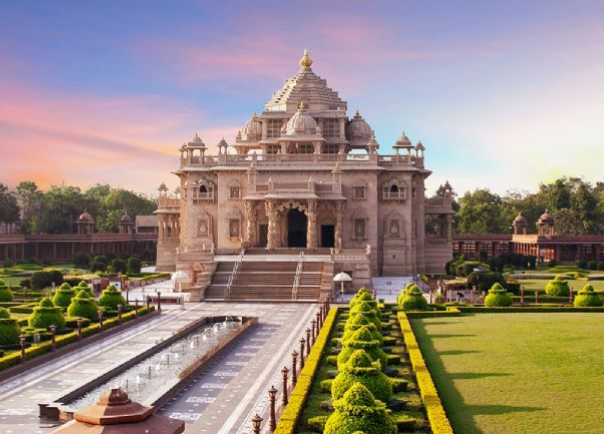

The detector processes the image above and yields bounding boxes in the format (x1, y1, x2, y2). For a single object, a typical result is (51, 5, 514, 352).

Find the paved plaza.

(0, 302, 317, 434)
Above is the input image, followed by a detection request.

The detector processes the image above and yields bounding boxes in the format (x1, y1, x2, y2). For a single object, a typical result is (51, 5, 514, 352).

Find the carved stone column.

(335, 201, 344, 251)
(244, 201, 257, 246)
(307, 199, 318, 249)
(265, 200, 277, 250)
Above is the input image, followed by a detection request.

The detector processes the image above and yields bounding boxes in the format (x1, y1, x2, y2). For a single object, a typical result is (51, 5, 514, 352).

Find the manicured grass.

(412, 313, 604, 434)
(518, 278, 604, 293)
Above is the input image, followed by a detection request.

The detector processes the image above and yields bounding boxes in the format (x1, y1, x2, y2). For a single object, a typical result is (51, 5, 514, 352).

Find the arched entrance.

(287, 209, 307, 248)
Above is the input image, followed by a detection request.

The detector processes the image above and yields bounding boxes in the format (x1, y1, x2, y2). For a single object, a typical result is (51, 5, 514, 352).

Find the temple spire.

(299, 49, 313, 69)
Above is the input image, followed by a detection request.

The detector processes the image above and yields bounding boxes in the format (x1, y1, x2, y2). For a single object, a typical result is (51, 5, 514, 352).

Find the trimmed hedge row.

(0, 305, 155, 371)
(398, 312, 454, 434)
(274, 307, 338, 434)
(453, 306, 604, 313)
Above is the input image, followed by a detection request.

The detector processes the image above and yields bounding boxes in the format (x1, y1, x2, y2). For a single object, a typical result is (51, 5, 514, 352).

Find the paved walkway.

(0, 302, 316, 434)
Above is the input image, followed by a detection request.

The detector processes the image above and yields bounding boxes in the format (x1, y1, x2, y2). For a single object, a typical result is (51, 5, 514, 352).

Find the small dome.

(241, 113, 262, 141)
(346, 111, 372, 147)
(120, 213, 132, 223)
(285, 103, 317, 136)
(513, 212, 527, 225)
(158, 182, 168, 192)
(538, 209, 555, 224)
(187, 133, 206, 148)
(78, 210, 93, 222)
(393, 131, 413, 149)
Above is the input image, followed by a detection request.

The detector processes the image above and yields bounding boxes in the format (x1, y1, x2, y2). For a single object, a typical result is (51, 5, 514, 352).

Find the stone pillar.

(265, 200, 277, 250)
(335, 201, 344, 251)
(244, 201, 256, 246)
(307, 199, 318, 249)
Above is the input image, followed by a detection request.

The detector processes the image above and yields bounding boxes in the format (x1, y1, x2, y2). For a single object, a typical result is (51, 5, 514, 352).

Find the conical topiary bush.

(484, 283, 513, 307)
(67, 289, 99, 320)
(28, 298, 65, 329)
(52, 282, 76, 308)
(342, 314, 383, 345)
(545, 275, 570, 296)
(398, 283, 428, 311)
(349, 288, 377, 310)
(76, 281, 95, 298)
(337, 325, 388, 371)
(0, 280, 13, 302)
(0, 307, 21, 345)
(332, 349, 393, 403)
(349, 301, 381, 328)
(98, 285, 127, 310)
(323, 383, 397, 434)
(396, 281, 416, 305)
(573, 284, 603, 307)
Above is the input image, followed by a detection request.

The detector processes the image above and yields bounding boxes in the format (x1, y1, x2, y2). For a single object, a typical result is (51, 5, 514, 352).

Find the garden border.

(274, 307, 338, 434)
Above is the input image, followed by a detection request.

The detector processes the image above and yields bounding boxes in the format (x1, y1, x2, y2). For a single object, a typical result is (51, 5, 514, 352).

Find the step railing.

(291, 251, 305, 300)
(225, 248, 245, 300)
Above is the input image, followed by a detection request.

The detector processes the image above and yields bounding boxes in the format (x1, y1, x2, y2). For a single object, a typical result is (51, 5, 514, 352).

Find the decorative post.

(305, 328, 311, 355)
(299, 337, 306, 369)
(251, 414, 263, 434)
(50, 324, 57, 351)
(157, 291, 162, 312)
(535, 291, 539, 304)
(77, 317, 83, 340)
(291, 350, 298, 386)
(281, 366, 289, 406)
(570, 287, 574, 304)
(98, 310, 104, 331)
(268, 386, 277, 432)
(134, 299, 139, 317)
(316, 310, 322, 331)
(311, 319, 316, 346)
(146, 296, 151, 311)
(520, 286, 525, 306)
(117, 304, 123, 325)
(19, 333, 27, 361)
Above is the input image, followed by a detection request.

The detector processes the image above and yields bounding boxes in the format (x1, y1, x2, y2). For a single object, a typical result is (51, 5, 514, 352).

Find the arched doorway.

(287, 209, 307, 248)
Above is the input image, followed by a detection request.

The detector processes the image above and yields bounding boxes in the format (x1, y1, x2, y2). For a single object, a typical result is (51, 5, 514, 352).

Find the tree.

(456, 189, 508, 234)
(16, 181, 43, 234)
(0, 184, 20, 230)
(127, 257, 142, 275)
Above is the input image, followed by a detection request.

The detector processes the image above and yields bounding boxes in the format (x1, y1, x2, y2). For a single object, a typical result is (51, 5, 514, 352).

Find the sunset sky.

(1, 0, 603, 197)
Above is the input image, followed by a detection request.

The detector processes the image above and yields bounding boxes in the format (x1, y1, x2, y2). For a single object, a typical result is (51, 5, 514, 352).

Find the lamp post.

(281, 366, 289, 406)
(268, 386, 277, 431)
(333, 271, 352, 302)
(50, 324, 57, 351)
(299, 338, 305, 369)
(77, 317, 83, 340)
(157, 291, 162, 312)
(291, 350, 298, 386)
(19, 333, 27, 361)
(251, 414, 263, 434)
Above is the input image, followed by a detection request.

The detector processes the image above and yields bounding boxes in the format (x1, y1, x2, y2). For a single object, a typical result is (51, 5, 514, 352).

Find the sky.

(0, 0, 603, 198)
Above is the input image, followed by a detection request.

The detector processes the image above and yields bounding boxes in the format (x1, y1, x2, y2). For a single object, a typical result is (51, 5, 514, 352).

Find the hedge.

(398, 312, 454, 434)
(274, 307, 338, 434)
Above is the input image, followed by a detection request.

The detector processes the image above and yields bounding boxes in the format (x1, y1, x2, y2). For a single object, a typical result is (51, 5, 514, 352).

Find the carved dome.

(119, 213, 132, 223)
(346, 111, 372, 148)
(393, 131, 412, 150)
(538, 209, 555, 224)
(241, 113, 262, 141)
(78, 210, 94, 222)
(285, 103, 317, 136)
(513, 212, 527, 226)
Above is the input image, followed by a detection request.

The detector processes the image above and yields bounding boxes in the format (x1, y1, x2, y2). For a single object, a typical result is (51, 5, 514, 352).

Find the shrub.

(0, 308, 21, 345)
(337, 326, 388, 371)
(127, 257, 142, 275)
(2, 260, 13, 268)
(399, 284, 428, 311)
(342, 314, 383, 344)
(0, 280, 13, 302)
(28, 298, 65, 329)
(467, 271, 506, 292)
(545, 275, 570, 297)
(573, 284, 603, 307)
(484, 283, 513, 307)
(348, 302, 381, 328)
(332, 349, 393, 403)
(349, 288, 377, 310)
(67, 290, 99, 320)
(98, 285, 127, 310)
(90, 260, 107, 272)
(73, 252, 91, 268)
(52, 283, 76, 308)
(578, 260, 588, 269)
(111, 259, 126, 274)
(588, 261, 598, 271)
(548, 259, 558, 267)
(31, 271, 53, 290)
(49, 270, 64, 286)
(323, 383, 397, 434)
(76, 281, 95, 298)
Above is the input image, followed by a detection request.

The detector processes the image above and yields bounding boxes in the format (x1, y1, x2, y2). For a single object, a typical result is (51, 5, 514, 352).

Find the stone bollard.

(305, 328, 311, 356)
(299, 337, 306, 369)
(157, 291, 162, 312)
(146, 296, 151, 311)
(134, 299, 139, 317)
(251, 413, 263, 434)
(292, 350, 298, 386)
(311, 319, 316, 345)
(281, 366, 289, 406)
(77, 317, 83, 340)
(317, 309, 322, 331)
(268, 385, 277, 431)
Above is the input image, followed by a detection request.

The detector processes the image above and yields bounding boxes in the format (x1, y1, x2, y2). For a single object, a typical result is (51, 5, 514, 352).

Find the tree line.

(0, 182, 157, 234)
(454, 177, 604, 235)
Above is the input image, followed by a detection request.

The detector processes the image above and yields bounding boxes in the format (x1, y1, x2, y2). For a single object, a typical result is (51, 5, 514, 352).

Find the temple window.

(195, 180, 215, 201)
(229, 186, 241, 199)
(383, 180, 407, 201)
(323, 119, 340, 138)
(229, 219, 241, 238)
(353, 186, 366, 200)
(267, 144, 281, 154)
(267, 119, 282, 138)
(324, 144, 339, 154)
(353, 219, 366, 240)
(295, 143, 314, 154)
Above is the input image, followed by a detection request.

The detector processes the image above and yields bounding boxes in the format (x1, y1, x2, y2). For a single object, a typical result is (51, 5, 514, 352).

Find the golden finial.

(298, 100, 306, 110)
(299, 49, 313, 69)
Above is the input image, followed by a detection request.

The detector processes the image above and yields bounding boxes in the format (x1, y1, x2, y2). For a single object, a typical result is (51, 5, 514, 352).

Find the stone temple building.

(156, 50, 454, 301)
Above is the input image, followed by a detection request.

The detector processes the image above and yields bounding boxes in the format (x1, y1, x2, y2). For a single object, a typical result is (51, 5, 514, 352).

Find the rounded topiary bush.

(323, 383, 397, 434)
(28, 298, 65, 329)
(67, 290, 99, 320)
(396, 282, 416, 305)
(349, 302, 381, 328)
(0, 307, 21, 346)
(399, 284, 428, 311)
(349, 289, 377, 310)
(545, 275, 570, 297)
(342, 314, 383, 345)
(573, 284, 603, 307)
(332, 349, 393, 403)
(337, 326, 388, 371)
(52, 282, 76, 308)
(0, 280, 13, 302)
(98, 285, 127, 310)
(76, 281, 95, 298)
(484, 283, 513, 307)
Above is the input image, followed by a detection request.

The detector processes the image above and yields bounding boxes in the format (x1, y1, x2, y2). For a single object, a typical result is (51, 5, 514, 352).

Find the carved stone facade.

(155, 50, 454, 299)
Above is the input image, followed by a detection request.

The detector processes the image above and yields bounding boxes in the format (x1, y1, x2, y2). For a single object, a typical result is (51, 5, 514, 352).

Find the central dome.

(241, 113, 262, 142)
(285, 103, 318, 136)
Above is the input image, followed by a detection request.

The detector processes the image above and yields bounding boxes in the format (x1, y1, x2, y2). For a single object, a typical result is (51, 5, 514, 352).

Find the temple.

(155, 50, 454, 300)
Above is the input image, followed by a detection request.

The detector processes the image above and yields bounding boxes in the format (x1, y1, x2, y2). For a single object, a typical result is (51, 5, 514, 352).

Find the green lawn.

(518, 278, 604, 293)
(412, 313, 604, 434)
